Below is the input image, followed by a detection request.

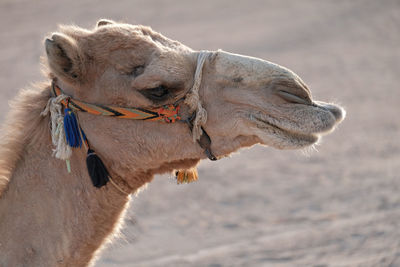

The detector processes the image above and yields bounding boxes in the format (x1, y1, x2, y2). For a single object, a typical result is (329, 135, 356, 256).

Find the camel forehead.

(81, 25, 183, 52)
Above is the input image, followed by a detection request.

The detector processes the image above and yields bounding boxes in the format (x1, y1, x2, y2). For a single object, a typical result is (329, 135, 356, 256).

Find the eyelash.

(127, 66, 174, 102)
(129, 65, 145, 77)
(139, 85, 170, 101)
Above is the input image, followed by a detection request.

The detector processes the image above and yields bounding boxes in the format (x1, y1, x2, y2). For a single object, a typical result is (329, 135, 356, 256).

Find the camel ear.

(96, 19, 115, 27)
(45, 33, 84, 83)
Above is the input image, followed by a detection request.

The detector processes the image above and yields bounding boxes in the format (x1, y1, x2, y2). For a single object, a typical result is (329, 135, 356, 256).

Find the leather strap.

(184, 113, 217, 161)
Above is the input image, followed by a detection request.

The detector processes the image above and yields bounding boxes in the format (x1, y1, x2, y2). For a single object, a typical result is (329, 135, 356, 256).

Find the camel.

(0, 19, 345, 266)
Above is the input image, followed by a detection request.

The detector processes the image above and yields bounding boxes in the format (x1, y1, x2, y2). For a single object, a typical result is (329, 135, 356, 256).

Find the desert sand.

(0, 0, 399, 266)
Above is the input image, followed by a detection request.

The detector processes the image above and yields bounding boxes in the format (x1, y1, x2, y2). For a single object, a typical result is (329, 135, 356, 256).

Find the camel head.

(44, 19, 345, 183)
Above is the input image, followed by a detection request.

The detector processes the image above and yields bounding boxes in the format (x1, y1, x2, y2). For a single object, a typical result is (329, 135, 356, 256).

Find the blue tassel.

(64, 108, 83, 148)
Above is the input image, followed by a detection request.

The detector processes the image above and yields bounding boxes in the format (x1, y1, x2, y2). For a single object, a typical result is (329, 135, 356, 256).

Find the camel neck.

(0, 85, 133, 266)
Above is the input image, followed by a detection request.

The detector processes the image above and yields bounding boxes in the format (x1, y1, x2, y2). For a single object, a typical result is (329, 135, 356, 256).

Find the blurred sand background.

(1, 0, 399, 266)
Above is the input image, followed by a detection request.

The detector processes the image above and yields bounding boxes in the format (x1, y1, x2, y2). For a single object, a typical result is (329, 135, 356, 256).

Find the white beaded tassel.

(41, 94, 72, 161)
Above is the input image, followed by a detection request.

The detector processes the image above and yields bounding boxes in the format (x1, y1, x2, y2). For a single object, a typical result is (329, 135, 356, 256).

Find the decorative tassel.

(86, 149, 110, 188)
(66, 159, 71, 173)
(175, 168, 199, 184)
(64, 108, 83, 148)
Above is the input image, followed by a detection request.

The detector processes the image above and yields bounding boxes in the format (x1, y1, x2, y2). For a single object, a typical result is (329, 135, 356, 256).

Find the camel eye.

(139, 85, 170, 102)
(130, 65, 145, 77)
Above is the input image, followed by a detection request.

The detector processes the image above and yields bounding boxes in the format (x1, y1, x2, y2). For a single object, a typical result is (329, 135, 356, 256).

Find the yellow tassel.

(176, 168, 199, 184)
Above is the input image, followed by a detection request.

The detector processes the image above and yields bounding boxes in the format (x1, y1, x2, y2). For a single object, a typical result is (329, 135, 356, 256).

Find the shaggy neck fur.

(0, 84, 143, 266)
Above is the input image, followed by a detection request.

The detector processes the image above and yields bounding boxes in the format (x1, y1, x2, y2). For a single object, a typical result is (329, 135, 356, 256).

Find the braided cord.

(52, 84, 181, 123)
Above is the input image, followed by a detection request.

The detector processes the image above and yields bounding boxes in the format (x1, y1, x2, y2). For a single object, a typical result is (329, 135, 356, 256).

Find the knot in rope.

(184, 51, 211, 141)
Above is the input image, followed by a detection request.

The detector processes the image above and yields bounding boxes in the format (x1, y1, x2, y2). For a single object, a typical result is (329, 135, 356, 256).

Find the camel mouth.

(252, 115, 320, 148)
(249, 101, 345, 149)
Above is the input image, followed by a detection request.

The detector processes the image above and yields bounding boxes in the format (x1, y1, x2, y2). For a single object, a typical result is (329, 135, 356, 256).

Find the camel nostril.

(277, 90, 312, 105)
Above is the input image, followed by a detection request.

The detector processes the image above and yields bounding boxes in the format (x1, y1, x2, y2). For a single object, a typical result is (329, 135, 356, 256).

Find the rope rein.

(184, 52, 209, 141)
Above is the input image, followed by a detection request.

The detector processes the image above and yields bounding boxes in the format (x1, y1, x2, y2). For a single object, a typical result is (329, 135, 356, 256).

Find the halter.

(52, 83, 182, 123)
(42, 51, 217, 192)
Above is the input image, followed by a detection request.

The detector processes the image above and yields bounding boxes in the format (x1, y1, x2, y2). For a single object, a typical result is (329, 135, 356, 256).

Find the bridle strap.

(52, 81, 181, 123)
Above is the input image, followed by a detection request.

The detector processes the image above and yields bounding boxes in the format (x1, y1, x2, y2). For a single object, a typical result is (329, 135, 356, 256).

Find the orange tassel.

(175, 168, 199, 184)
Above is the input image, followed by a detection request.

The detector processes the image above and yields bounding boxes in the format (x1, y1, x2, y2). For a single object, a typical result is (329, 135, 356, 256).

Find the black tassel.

(86, 149, 109, 188)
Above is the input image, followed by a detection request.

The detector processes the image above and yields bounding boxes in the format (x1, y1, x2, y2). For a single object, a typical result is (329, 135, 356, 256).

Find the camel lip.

(252, 115, 282, 131)
(252, 114, 320, 145)
(314, 101, 346, 124)
(252, 115, 314, 136)
(249, 100, 344, 138)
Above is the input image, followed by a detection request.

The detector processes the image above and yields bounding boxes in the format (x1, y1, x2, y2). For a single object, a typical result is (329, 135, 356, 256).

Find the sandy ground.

(1, 0, 399, 266)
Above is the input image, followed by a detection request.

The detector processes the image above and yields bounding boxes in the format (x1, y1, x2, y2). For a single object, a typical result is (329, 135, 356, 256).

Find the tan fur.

(0, 85, 51, 196)
(0, 20, 345, 266)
